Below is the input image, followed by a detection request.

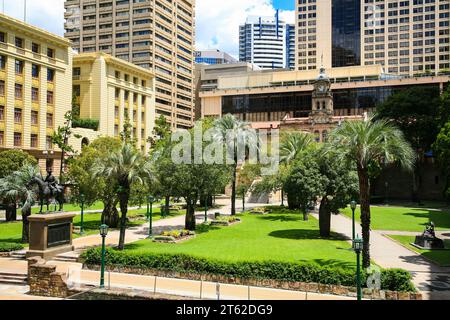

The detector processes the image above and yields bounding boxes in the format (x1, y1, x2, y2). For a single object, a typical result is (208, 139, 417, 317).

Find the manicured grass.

(341, 205, 450, 232)
(124, 210, 356, 268)
(388, 235, 450, 267)
(0, 207, 186, 242)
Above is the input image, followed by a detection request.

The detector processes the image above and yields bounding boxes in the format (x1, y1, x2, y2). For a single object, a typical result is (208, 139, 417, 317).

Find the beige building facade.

(0, 13, 73, 174)
(295, 0, 450, 76)
(72, 52, 156, 153)
(64, 0, 196, 130)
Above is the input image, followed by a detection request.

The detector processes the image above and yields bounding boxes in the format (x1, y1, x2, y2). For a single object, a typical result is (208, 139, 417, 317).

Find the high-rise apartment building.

(0, 13, 73, 174)
(64, 0, 196, 130)
(286, 24, 296, 70)
(195, 49, 237, 65)
(239, 13, 294, 69)
(296, 0, 450, 75)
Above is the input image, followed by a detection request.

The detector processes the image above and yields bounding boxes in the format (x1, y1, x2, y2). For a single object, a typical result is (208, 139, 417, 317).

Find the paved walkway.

(313, 212, 450, 300)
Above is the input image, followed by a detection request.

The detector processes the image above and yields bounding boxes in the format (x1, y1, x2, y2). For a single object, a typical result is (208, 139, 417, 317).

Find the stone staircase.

(9, 250, 26, 260)
(0, 272, 28, 285)
(52, 250, 83, 263)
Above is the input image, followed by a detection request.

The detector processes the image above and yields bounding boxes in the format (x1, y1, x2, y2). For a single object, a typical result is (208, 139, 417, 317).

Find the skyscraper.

(64, 0, 196, 130)
(239, 12, 294, 70)
(194, 49, 237, 65)
(296, 0, 450, 75)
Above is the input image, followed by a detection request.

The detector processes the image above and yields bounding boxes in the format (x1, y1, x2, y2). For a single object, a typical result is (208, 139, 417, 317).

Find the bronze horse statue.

(28, 176, 65, 213)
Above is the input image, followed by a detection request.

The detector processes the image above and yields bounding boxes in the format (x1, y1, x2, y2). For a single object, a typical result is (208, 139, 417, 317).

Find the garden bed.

(153, 230, 196, 243)
(250, 207, 270, 215)
(210, 217, 241, 226)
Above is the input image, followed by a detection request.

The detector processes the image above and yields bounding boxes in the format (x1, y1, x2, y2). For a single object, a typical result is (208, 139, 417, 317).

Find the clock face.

(317, 84, 327, 93)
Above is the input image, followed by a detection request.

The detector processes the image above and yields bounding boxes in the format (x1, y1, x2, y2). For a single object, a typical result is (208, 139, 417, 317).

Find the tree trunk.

(117, 185, 130, 250)
(5, 204, 17, 222)
(185, 197, 196, 231)
(319, 198, 331, 238)
(358, 167, 371, 268)
(281, 189, 284, 207)
(302, 208, 309, 221)
(21, 209, 31, 243)
(102, 199, 119, 228)
(165, 195, 170, 216)
(231, 163, 237, 216)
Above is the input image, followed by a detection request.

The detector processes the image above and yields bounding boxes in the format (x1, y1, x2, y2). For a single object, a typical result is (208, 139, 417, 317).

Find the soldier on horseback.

(44, 169, 58, 196)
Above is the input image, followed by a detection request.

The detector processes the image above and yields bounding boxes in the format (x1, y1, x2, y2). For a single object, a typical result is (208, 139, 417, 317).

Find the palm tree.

(92, 143, 151, 250)
(327, 117, 415, 268)
(213, 114, 258, 215)
(278, 131, 314, 206)
(0, 164, 40, 243)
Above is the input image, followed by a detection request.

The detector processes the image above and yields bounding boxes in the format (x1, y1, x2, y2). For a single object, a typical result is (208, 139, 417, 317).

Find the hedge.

(72, 118, 100, 131)
(0, 242, 24, 252)
(81, 248, 416, 292)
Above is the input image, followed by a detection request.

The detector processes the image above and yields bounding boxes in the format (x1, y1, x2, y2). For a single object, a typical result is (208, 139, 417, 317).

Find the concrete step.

(0, 272, 28, 285)
(53, 256, 79, 263)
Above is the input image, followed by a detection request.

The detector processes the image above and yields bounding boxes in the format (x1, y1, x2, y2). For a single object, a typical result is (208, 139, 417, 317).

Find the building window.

(141, 80, 146, 87)
(0, 105, 4, 121)
(32, 43, 40, 54)
(124, 90, 129, 100)
(124, 74, 129, 82)
(46, 136, 52, 149)
(46, 113, 53, 127)
(15, 37, 24, 48)
(0, 55, 6, 69)
(30, 134, 38, 148)
(32, 87, 39, 102)
(115, 71, 120, 78)
(115, 88, 120, 98)
(115, 106, 119, 118)
(141, 96, 146, 105)
(47, 91, 54, 105)
(32, 64, 40, 78)
(114, 125, 119, 136)
(47, 48, 55, 58)
(0, 32, 5, 43)
(47, 69, 55, 82)
(15, 84, 23, 99)
(14, 108, 22, 123)
(73, 67, 81, 77)
(31, 110, 38, 125)
(13, 133, 22, 147)
(0, 131, 3, 146)
(0, 80, 4, 96)
(15, 60, 24, 74)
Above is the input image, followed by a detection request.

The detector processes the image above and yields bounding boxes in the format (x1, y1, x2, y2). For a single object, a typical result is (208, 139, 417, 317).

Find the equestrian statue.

(28, 169, 65, 213)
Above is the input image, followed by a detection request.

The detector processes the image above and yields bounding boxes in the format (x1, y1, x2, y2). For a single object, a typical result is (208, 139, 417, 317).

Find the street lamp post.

(147, 196, 155, 238)
(99, 224, 109, 289)
(80, 193, 85, 235)
(353, 234, 363, 301)
(350, 200, 357, 240)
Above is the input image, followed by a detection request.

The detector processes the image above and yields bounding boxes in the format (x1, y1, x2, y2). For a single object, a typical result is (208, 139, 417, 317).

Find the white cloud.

(1, 0, 294, 58)
(195, 0, 295, 58)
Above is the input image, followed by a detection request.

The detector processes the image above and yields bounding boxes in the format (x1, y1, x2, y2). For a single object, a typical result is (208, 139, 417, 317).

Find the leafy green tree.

(284, 151, 326, 221)
(0, 164, 40, 242)
(0, 150, 37, 221)
(92, 143, 151, 250)
(67, 137, 122, 227)
(212, 114, 258, 215)
(148, 115, 172, 149)
(327, 118, 415, 267)
(376, 86, 440, 202)
(433, 122, 450, 201)
(236, 164, 260, 212)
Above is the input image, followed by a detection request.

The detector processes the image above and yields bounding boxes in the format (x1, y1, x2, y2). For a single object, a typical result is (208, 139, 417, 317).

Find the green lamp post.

(80, 193, 85, 235)
(147, 195, 155, 238)
(353, 234, 363, 301)
(350, 200, 357, 240)
(99, 224, 109, 289)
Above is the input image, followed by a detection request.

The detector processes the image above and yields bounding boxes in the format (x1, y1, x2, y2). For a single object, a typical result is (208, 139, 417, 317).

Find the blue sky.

(273, 0, 295, 10)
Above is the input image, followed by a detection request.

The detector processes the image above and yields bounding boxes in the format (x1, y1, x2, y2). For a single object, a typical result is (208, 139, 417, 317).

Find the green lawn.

(341, 205, 450, 232)
(388, 235, 450, 267)
(124, 211, 356, 268)
(0, 207, 186, 243)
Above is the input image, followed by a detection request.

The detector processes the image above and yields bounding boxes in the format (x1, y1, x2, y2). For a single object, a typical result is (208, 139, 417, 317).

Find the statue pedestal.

(412, 235, 445, 250)
(26, 212, 76, 260)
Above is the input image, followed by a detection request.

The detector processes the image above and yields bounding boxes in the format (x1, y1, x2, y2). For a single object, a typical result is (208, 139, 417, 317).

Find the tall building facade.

(64, 0, 195, 130)
(239, 14, 293, 69)
(71, 52, 156, 153)
(195, 49, 237, 65)
(286, 24, 296, 70)
(296, 0, 450, 75)
(0, 13, 73, 174)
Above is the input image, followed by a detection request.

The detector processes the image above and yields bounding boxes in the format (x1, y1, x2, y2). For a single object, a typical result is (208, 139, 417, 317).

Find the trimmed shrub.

(0, 242, 24, 252)
(72, 118, 100, 131)
(81, 248, 415, 292)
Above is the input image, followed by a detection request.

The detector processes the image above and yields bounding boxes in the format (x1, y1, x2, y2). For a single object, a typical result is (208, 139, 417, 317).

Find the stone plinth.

(26, 212, 76, 260)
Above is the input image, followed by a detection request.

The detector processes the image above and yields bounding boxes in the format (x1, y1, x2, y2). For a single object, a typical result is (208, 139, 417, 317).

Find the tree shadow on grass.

(403, 209, 450, 230)
(257, 214, 304, 222)
(268, 229, 348, 241)
(0, 238, 23, 244)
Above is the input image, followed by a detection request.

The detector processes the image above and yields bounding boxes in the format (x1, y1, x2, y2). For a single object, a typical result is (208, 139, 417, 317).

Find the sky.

(0, 0, 296, 58)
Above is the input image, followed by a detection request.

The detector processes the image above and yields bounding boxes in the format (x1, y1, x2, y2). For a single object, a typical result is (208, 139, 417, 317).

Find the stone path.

(314, 212, 450, 300)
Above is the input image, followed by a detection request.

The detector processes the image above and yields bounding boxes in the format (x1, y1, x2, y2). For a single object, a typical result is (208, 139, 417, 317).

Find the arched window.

(322, 102, 326, 110)
(316, 101, 320, 110)
(81, 137, 90, 147)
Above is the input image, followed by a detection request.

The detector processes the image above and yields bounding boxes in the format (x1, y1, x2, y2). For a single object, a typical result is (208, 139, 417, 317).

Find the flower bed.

(153, 230, 195, 243)
(210, 216, 241, 226)
(250, 207, 270, 215)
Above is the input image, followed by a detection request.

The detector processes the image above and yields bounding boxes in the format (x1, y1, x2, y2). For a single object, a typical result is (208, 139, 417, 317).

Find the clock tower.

(310, 66, 333, 124)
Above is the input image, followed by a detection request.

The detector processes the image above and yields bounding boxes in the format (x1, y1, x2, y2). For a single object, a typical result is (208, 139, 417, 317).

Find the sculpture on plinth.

(413, 222, 445, 249)
(27, 169, 65, 213)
